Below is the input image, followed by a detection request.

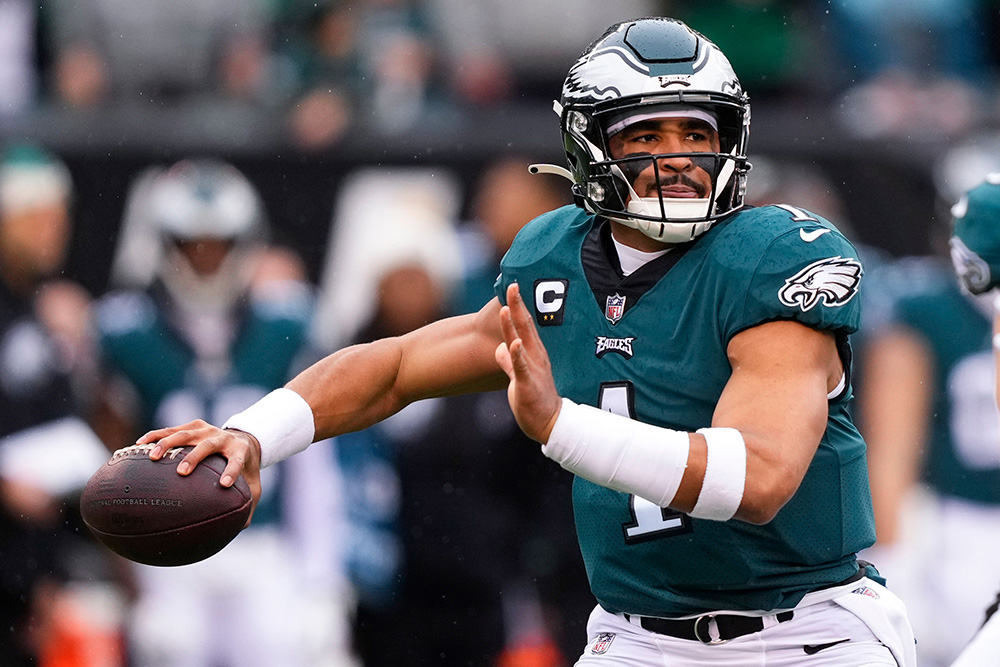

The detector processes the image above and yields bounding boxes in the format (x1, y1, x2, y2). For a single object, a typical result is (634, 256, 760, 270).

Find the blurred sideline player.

(858, 227, 1000, 665)
(947, 172, 1000, 667)
(854, 139, 1000, 666)
(93, 159, 355, 667)
(451, 155, 595, 661)
(313, 165, 583, 665)
(453, 156, 571, 315)
(0, 144, 124, 667)
(340, 259, 582, 666)
(142, 19, 915, 666)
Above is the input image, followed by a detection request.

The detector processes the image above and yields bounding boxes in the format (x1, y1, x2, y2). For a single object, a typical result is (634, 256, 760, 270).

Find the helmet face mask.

(559, 18, 751, 243)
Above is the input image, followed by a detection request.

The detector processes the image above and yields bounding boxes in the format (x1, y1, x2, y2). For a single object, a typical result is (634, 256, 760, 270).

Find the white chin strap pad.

(625, 198, 714, 243)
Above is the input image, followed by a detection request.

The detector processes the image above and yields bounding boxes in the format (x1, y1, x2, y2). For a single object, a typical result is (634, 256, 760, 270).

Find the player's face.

(607, 117, 720, 200)
(175, 238, 235, 276)
(0, 201, 71, 280)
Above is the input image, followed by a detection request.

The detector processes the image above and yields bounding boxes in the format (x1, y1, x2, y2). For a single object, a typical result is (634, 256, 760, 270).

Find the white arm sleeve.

(543, 399, 748, 521)
(542, 398, 689, 507)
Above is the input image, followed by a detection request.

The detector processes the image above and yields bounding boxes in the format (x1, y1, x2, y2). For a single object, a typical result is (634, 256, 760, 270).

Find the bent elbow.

(737, 501, 782, 525)
(738, 474, 800, 525)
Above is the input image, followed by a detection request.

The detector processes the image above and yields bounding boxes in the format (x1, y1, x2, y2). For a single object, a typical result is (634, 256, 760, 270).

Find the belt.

(623, 610, 794, 644)
(622, 563, 870, 644)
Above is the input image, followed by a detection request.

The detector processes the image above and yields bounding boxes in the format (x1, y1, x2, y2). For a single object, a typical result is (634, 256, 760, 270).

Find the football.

(80, 444, 252, 566)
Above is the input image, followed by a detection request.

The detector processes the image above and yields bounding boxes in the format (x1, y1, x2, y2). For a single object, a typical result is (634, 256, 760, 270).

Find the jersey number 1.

(598, 382, 692, 544)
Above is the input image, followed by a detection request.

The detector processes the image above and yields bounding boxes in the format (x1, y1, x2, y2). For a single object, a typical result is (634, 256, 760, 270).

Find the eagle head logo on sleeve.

(778, 256, 862, 312)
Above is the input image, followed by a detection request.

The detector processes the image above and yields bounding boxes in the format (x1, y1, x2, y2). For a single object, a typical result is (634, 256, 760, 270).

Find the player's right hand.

(138, 420, 262, 527)
(495, 282, 563, 444)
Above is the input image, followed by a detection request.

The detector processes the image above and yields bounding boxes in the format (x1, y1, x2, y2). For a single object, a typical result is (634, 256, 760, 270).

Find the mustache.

(650, 172, 706, 197)
(618, 152, 713, 197)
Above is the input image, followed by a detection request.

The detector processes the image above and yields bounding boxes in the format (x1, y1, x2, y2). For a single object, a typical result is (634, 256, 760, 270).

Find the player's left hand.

(495, 282, 563, 443)
(137, 420, 262, 527)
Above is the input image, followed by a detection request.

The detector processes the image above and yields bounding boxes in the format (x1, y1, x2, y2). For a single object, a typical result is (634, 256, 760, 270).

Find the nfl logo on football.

(605, 294, 626, 324)
(590, 632, 616, 655)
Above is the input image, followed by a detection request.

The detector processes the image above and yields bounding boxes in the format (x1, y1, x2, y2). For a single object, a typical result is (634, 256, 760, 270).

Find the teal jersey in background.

(96, 285, 312, 525)
(496, 204, 874, 617)
(868, 257, 1000, 505)
(96, 288, 309, 426)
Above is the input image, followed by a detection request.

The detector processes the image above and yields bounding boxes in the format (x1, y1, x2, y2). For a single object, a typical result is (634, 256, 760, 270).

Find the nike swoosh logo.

(803, 638, 850, 655)
(800, 228, 831, 242)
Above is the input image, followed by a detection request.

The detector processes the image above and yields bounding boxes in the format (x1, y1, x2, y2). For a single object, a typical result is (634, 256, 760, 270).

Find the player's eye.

(630, 133, 659, 143)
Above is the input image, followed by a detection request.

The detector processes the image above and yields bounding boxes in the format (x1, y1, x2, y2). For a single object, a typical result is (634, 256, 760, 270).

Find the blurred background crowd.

(3, 1, 1000, 666)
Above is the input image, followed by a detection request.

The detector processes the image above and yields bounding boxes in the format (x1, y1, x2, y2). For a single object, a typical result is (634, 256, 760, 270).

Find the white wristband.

(690, 427, 746, 521)
(222, 388, 315, 468)
(543, 398, 689, 507)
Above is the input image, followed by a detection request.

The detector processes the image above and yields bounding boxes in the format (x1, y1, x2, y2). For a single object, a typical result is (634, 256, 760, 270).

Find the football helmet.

(549, 17, 751, 243)
(950, 173, 1000, 295)
(147, 159, 267, 310)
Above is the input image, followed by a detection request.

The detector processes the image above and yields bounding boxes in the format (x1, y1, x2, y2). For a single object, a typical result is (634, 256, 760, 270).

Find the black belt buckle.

(693, 614, 728, 644)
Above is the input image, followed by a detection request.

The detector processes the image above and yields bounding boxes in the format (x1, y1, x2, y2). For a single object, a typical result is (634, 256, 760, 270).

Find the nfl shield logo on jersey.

(605, 294, 626, 324)
(590, 632, 616, 655)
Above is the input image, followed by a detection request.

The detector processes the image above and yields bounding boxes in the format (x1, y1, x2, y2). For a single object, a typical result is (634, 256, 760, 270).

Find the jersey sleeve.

(722, 224, 864, 341)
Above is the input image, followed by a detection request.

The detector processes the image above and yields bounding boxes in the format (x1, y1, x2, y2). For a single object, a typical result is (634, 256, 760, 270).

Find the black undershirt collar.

(581, 218, 695, 320)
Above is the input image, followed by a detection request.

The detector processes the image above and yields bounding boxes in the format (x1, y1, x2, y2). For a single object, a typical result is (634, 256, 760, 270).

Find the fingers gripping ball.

(80, 444, 252, 566)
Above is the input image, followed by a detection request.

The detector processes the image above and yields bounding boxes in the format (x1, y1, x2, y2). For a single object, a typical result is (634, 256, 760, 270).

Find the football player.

(857, 164, 1000, 666)
(141, 18, 915, 666)
(945, 173, 1000, 667)
(95, 159, 351, 667)
(0, 144, 120, 667)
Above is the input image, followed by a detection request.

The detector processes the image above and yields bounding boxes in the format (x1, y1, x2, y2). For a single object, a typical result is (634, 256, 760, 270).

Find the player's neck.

(609, 226, 671, 277)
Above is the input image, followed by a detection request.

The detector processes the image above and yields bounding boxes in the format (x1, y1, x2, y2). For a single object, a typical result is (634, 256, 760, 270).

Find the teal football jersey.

(871, 257, 1000, 504)
(495, 204, 874, 617)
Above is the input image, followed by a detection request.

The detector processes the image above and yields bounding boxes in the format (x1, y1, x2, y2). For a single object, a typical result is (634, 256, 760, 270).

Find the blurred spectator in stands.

(338, 258, 587, 666)
(310, 167, 465, 351)
(46, 0, 273, 107)
(453, 156, 571, 315)
(424, 0, 656, 106)
(313, 166, 587, 664)
(278, 0, 441, 149)
(0, 0, 38, 117)
(828, 0, 990, 138)
(854, 143, 1000, 667)
(0, 144, 125, 667)
(94, 158, 355, 667)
